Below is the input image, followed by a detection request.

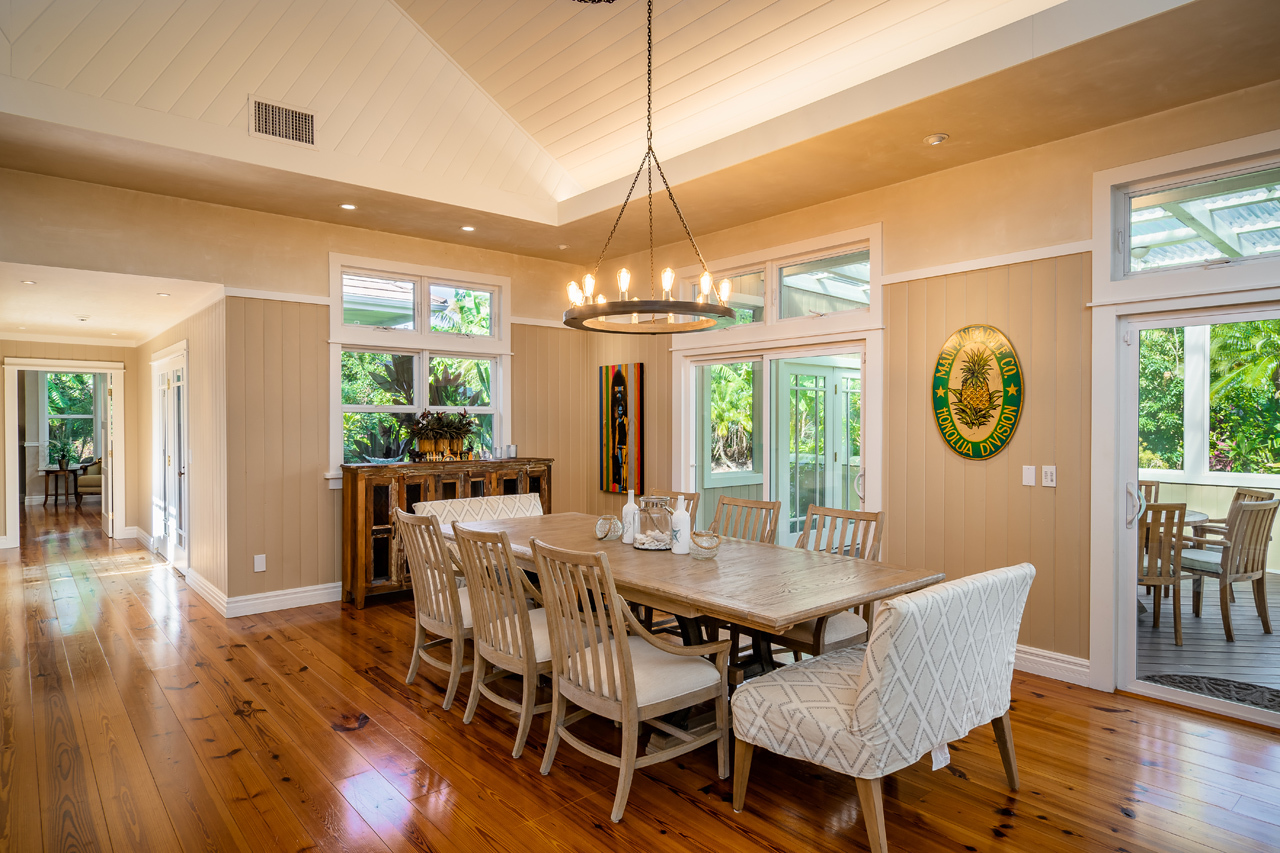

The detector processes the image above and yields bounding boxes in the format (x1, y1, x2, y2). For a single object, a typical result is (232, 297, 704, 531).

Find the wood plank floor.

(4, 504, 1280, 852)
(1136, 578, 1280, 689)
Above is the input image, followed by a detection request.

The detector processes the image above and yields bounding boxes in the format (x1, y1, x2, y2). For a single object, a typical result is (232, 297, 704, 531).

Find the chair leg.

(716, 688, 729, 780)
(1254, 576, 1272, 634)
(1193, 577, 1203, 618)
(610, 717, 640, 823)
(1151, 587, 1162, 629)
(405, 622, 425, 685)
(1173, 583, 1183, 647)
(1220, 583, 1235, 643)
(462, 655, 485, 721)
(540, 688, 565, 776)
(1229, 585, 1236, 603)
(511, 669, 538, 760)
(732, 740, 754, 812)
(855, 776, 889, 853)
(992, 710, 1019, 791)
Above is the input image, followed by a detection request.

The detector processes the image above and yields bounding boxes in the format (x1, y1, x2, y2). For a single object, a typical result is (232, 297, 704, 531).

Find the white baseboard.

(223, 582, 343, 618)
(121, 526, 153, 550)
(183, 568, 229, 616)
(0, 533, 14, 549)
(1014, 644, 1091, 687)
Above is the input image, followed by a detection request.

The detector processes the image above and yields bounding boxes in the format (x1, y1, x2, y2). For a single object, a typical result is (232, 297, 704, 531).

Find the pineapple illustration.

(948, 348, 1003, 430)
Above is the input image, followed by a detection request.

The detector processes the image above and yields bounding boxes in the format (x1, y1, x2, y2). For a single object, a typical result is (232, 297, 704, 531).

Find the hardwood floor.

(4, 505, 1280, 852)
(1137, 577, 1280, 689)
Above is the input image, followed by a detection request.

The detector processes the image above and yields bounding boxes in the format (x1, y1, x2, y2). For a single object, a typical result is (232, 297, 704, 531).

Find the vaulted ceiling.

(1, 0, 1279, 265)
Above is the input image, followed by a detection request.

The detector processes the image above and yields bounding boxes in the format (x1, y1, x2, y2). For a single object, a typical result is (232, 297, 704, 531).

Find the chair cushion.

(779, 610, 869, 647)
(732, 646, 869, 776)
(488, 607, 553, 663)
(570, 635, 720, 707)
(423, 586, 472, 631)
(1180, 549, 1222, 575)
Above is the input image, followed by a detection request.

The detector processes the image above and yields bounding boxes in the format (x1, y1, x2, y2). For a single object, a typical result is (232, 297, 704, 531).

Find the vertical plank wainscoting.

(882, 254, 1092, 661)
(510, 323, 672, 517)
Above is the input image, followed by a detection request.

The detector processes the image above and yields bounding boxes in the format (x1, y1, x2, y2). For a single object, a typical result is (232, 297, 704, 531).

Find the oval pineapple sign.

(932, 324, 1023, 460)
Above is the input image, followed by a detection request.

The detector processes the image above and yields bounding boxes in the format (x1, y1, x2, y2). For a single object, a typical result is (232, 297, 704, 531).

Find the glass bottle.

(621, 489, 638, 544)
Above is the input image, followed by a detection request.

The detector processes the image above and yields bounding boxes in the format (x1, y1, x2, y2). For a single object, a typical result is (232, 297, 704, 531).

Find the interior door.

(100, 373, 116, 538)
(773, 353, 863, 545)
(153, 357, 189, 567)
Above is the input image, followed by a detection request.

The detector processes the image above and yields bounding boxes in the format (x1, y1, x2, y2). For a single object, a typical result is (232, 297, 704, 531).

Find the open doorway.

(3, 358, 126, 547)
(1125, 311, 1280, 717)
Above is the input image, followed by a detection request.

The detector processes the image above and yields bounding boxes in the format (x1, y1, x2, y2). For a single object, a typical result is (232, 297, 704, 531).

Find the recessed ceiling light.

(460, 225, 475, 232)
(21, 280, 36, 285)
(18, 326, 25, 330)
(924, 133, 950, 146)
(558, 244, 570, 250)
(157, 292, 170, 297)
(340, 203, 357, 210)
(111, 332, 118, 336)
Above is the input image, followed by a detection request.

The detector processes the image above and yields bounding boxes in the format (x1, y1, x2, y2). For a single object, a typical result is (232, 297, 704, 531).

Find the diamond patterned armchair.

(731, 562, 1036, 853)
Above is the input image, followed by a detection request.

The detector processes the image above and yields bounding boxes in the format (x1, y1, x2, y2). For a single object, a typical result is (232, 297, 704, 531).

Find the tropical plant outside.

(1138, 328, 1185, 470)
(708, 362, 754, 472)
(46, 373, 95, 464)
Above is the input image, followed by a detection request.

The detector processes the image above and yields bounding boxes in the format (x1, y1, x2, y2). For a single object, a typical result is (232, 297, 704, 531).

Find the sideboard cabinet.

(341, 458, 553, 608)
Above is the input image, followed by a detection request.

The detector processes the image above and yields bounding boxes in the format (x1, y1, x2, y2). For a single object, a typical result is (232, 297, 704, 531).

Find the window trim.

(697, 357, 765, 489)
(39, 370, 100, 465)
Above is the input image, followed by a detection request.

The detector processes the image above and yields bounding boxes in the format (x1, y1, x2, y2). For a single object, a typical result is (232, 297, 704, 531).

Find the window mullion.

(1184, 325, 1210, 477)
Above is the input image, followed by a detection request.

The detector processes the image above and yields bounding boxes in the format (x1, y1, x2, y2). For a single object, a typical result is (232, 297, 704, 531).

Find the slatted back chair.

(796, 505, 885, 559)
(531, 538, 731, 823)
(648, 489, 699, 525)
(1138, 480, 1161, 504)
(711, 496, 782, 544)
(1182, 498, 1278, 642)
(765, 507, 888, 660)
(394, 509, 472, 710)
(1137, 503, 1189, 645)
(1196, 487, 1275, 539)
(453, 523, 552, 758)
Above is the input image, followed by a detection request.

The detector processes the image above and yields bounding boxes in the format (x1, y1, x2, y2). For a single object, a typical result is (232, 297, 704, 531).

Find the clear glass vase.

(633, 496, 673, 550)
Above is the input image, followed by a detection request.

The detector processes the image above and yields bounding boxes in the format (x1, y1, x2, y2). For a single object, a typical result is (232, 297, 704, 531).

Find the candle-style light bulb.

(632, 312, 639, 324)
(596, 294, 607, 304)
(583, 273, 595, 299)
(699, 271, 712, 296)
(661, 267, 674, 295)
(718, 279, 732, 305)
(618, 268, 631, 295)
(567, 281, 583, 305)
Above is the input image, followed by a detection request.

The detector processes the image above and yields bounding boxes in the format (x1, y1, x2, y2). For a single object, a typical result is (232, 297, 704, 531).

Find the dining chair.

(1137, 503, 1190, 645)
(1138, 480, 1161, 504)
(732, 563, 1036, 853)
(764, 506, 886, 661)
(453, 523, 554, 759)
(1181, 498, 1278, 642)
(394, 509, 473, 710)
(1193, 487, 1274, 540)
(530, 538, 731, 823)
(647, 489, 700, 526)
(710, 495, 782, 544)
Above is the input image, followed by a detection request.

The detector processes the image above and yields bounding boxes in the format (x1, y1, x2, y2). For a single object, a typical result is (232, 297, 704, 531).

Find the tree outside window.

(45, 372, 96, 465)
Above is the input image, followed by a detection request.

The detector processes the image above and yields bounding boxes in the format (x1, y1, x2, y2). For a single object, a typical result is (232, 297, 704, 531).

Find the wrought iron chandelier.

(564, 0, 735, 334)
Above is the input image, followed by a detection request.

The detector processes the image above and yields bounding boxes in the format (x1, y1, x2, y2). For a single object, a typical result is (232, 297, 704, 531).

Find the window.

(429, 284, 492, 336)
(340, 350, 497, 463)
(1139, 318, 1280, 481)
(779, 249, 870, 319)
(43, 372, 97, 464)
(343, 271, 416, 329)
(1126, 163, 1280, 275)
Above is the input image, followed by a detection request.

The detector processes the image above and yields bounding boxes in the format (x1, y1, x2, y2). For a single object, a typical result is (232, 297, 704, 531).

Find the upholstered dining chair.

(531, 538, 732, 823)
(1181, 498, 1278, 642)
(732, 563, 1036, 853)
(453, 523, 554, 759)
(765, 506, 886, 661)
(394, 509, 472, 710)
(1137, 503, 1190, 645)
(710, 495, 782, 544)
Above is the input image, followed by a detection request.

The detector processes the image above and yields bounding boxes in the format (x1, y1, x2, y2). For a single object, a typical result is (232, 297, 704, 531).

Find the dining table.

(441, 512, 944, 638)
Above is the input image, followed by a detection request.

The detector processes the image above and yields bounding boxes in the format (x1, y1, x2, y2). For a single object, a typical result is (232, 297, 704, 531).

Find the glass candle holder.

(595, 514, 623, 541)
(633, 495, 673, 550)
(689, 530, 721, 560)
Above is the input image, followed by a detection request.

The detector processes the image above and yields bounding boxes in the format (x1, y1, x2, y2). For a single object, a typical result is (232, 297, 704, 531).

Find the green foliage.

(341, 351, 413, 406)
(1209, 319, 1280, 473)
(431, 287, 491, 335)
(428, 358, 490, 407)
(342, 412, 412, 464)
(708, 362, 754, 471)
(47, 422, 82, 465)
(1138, 327, 1185, 469)
(47, 373, 93, 415)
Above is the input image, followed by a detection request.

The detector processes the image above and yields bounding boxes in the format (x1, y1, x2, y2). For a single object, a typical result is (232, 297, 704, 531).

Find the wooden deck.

(4, 503, 1280, 852)
(1137, 577, 1280, 689)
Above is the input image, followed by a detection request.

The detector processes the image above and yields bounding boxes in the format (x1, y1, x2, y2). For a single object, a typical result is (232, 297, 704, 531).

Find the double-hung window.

(42, 372, 98, 465)
(330, 257, 510, 470)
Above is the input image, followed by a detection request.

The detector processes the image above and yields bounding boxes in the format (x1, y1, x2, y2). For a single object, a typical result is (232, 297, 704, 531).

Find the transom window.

(778, 249, 871, 319)
(341, 270, 495, 337)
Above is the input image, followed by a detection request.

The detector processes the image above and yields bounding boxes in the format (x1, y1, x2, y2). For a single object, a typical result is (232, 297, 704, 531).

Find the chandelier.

(564, 0, 735, 334)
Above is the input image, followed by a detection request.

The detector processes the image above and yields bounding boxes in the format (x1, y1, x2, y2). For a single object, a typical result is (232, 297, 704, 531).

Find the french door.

(153, 356, 189, 568)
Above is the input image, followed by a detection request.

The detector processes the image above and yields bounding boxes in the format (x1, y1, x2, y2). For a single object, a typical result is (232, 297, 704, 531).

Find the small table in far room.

(41, 466, 80, 506)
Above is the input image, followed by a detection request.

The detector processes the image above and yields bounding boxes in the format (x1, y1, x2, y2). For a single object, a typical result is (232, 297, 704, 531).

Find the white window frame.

(38, 370, 99, 465)
(697, 357, 765, 489)
(327, 254, 512, 484)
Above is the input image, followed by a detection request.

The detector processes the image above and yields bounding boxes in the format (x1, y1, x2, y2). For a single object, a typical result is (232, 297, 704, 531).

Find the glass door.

(153, 357, 189, 567)
(696, 359, 764, 531)
(772, 353, 863, 546)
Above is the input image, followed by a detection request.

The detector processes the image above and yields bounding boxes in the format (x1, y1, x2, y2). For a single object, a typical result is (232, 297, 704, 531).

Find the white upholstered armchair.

(731, 562, 1036, 853)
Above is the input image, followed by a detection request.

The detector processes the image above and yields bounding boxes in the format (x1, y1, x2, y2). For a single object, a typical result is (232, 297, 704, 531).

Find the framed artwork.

(600, 363, 644, 493)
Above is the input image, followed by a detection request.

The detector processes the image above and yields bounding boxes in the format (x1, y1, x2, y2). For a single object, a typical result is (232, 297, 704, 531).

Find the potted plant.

(48, 431, 78, 470)
(409, 410, 478, 458)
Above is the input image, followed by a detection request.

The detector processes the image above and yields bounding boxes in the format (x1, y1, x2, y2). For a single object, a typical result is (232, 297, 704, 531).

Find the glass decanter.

(633, 495, 673, 550)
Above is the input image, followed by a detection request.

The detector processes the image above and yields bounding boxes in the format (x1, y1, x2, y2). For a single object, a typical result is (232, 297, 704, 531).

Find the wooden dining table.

(442, 512, 944, 636)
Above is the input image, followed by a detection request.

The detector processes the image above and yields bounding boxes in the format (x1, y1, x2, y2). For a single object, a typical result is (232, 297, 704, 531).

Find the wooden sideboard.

(341, 458, 553, 608)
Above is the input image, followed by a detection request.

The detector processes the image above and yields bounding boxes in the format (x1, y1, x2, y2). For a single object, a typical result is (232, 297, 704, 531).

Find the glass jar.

(633, 496, 673, 550)
(595, 514, 623, 540)
(689, 530, 721, 560)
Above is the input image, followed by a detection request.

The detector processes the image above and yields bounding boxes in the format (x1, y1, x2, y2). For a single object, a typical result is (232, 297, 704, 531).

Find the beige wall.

(883, 255, 1091, 658)
(0, 340, 139, 542)
(134, 300, 228, 594)
(510, 324, 672, 518)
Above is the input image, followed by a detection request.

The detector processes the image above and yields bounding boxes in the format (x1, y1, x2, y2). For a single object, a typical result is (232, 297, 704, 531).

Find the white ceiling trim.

(0, 332, 139, 348)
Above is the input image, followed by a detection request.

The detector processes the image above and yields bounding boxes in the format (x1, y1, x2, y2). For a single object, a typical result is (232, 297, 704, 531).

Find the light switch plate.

(253, 554, 267, 573)
(1042, 466, 1057, 488)
(1022, 466, 1036, 486)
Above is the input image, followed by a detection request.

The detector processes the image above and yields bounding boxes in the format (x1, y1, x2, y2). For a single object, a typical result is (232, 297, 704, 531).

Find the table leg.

(74, 471, 82, 507)
(43, 475, 49, 507)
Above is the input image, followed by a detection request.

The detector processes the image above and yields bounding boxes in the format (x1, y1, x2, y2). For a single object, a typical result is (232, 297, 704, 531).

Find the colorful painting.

(932, 324, 1023, 460)
(600, 363, 644, 493)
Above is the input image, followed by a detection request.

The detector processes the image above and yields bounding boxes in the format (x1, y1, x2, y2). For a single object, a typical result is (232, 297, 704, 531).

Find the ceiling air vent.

(249, 97, 315, 147)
